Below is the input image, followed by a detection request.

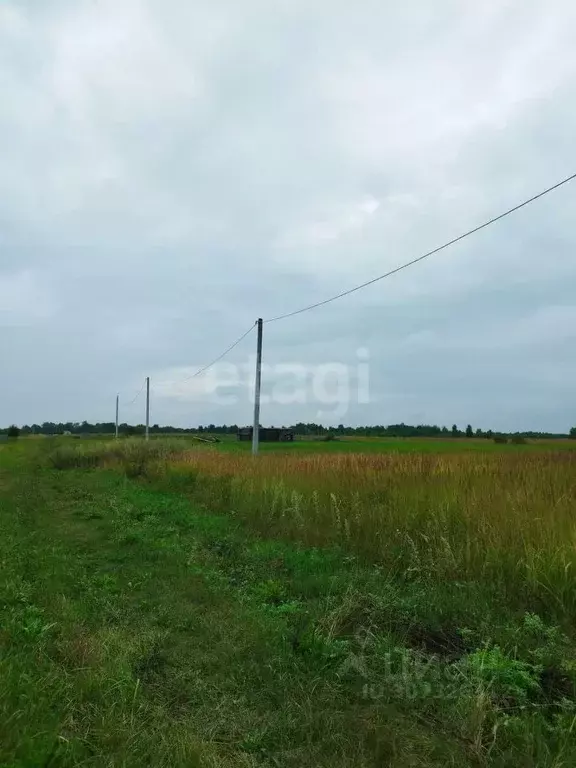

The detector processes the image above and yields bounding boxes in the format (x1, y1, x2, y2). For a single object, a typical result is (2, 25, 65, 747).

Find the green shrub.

(460, 645, 541, 705)
(46, 439, 188, 474)
(47, 445, 100, 469)
(7, 425, 20, 439)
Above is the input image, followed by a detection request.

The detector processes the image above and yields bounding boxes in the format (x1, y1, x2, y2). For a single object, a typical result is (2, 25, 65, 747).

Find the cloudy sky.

(1, 0, 576, 431)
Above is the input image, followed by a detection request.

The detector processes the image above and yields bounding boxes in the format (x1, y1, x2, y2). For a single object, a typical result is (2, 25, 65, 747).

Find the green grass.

(219, 436, 576, 454)
(1, 438, 576, 766)
(38, 432, 576, 455)
(168, 444, 576, 621)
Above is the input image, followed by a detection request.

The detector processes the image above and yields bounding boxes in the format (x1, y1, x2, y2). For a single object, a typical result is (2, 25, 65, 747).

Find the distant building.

(237, 427, 294, 442)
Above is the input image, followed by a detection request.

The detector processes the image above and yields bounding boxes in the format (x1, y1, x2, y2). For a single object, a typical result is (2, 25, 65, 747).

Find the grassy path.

(0, 461, 463, 767)
(1, 447, 575, 766)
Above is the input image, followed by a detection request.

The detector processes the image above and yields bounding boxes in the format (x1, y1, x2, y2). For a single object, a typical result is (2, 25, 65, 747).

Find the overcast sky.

(1, 0, 576, 431)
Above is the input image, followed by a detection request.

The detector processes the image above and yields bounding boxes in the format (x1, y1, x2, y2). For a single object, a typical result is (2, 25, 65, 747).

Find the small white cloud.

(280, 195, 380, 248)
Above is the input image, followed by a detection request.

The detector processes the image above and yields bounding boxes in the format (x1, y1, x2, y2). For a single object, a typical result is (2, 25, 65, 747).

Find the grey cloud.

(1, 0, 576, 430)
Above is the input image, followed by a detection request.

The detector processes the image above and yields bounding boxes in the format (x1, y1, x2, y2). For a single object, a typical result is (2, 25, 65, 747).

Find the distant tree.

(7, 425, 20, 439)
(570, 427, 576, 440)
(12, 418, 560, 440)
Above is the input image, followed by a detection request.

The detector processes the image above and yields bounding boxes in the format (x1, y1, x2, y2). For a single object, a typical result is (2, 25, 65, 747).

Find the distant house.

(237, 427, 294, 442)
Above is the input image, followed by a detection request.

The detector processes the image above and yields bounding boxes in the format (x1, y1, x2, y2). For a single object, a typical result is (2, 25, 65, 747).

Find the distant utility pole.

(145, 377, 150, 441)
(115, 394, 119, 439)
(252, 318, 263, 456)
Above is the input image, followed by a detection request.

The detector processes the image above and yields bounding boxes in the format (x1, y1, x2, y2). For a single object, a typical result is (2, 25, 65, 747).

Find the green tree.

(451, 424, 459, 438)
(570, 427, 576, 440)
(7, 425, 20, 439)
(465, 424, 473, 438)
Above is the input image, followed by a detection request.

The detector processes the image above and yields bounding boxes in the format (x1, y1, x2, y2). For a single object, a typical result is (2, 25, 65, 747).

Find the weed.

(461, 645, 542, 705)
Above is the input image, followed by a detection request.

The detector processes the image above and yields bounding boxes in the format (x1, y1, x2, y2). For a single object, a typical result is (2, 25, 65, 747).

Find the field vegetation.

(1, 437, 576, 766)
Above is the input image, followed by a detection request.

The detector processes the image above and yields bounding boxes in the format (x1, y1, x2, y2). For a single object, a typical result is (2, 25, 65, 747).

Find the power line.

(115, 170, 576, 418)
(125, 378, 146, 405)
(183, 322, 256, 381)
(117, 325, 255, 408)
(265, 171, 576, 324)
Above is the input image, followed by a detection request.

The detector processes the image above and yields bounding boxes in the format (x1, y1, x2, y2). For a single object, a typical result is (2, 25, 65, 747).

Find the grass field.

(1, 437, 576, 766)
(218, 435, 576, 454)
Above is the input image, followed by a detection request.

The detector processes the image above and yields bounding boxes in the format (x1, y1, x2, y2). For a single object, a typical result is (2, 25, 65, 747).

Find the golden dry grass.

(171, 449, 576, 615)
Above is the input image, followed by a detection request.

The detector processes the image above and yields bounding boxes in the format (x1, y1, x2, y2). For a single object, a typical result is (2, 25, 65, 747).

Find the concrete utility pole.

(115, 394, 119, 439)
(145, 377, 150, 441)
(252, 318, 263, 456)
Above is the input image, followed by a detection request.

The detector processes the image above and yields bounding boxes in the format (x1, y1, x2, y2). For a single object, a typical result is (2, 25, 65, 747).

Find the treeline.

(0, 422, 202, 436)
(288, 423, 572, 439)
(1, 420, 573, 439)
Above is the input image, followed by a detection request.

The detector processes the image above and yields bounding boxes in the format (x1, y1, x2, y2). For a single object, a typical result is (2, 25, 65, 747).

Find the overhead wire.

(182, 322, 256, 381)
(117, 326, 255, 404)
(264, 170, 576, 324)
(124, 378, 146, 405)
(115, 171, 576, 406)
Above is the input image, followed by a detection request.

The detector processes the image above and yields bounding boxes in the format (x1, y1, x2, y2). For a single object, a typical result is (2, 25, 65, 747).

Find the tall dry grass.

(171, 449, 576, 615)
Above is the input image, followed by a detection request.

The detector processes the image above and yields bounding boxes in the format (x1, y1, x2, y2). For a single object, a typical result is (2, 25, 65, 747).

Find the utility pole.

(145, 377, 150, 441)
(252, 318, 263, 456)
(115, 394, 119, 439)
